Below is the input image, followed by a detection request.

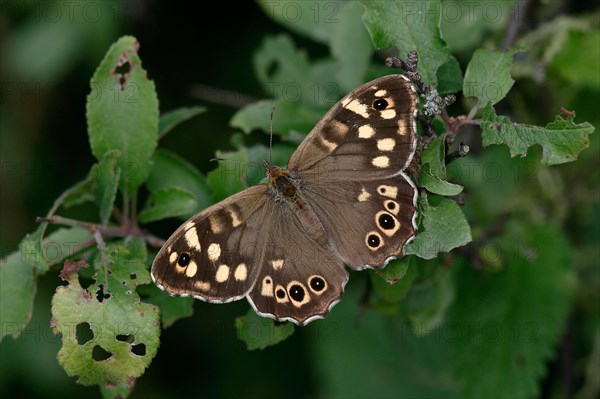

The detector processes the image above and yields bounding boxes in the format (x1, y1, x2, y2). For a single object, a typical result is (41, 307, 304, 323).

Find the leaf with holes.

(235, 309, 295, 350)
(51, 243, 159, 387)
(86, 35, 159, 194)
(482, 104, 595, 165)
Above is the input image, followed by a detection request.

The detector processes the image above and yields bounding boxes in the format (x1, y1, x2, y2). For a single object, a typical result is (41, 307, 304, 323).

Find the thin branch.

(502, 0, 531, 50)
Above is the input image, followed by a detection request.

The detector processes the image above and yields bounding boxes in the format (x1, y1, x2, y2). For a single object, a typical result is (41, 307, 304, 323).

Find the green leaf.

(87, 35, 159, 194)
(91, 151, 121, 225)
(256, 0, 343, 44)
(1, 227, 92, 341)
(419, 136, 463, 196)
(361, 0, 451, 86)
(99, 382, 134, 399)
(405, 196, 472, 259)
(253, 34, 312, 104)
(138, 188, 197, 224)
(404, 264, 455, 335)
(141, 284, 194, 329)
(330, 2, 372, 91)
(0, 252, 36, 341)
(420, 164, 463, 196)
(207, 144, 294, 201)
(463, 48, 519, 107)
(52, 243, 160, 387)
(448, 222, 574, 397)
(482, 104, 595, 165)
(158, 106, 206, 139)
(235, 309, 295, 350)
(371, 258, 416, 305)
(230, 99, 323, 140)
(19, 226, 47, 271)
(437, 56, 463, 94)
(147, 149, 213, 216)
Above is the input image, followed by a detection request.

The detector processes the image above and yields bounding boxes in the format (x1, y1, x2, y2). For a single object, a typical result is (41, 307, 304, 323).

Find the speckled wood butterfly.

(151, 74, 418, 325)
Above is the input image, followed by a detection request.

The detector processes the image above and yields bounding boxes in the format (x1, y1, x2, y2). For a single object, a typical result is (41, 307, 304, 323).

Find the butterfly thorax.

(265, 161, 298, 200)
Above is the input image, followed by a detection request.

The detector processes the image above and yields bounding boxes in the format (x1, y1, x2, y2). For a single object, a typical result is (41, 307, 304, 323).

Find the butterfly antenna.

(269, 105, 276, 164)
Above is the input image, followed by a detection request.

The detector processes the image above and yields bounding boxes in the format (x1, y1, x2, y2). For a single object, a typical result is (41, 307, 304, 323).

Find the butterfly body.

(152, 74, 419, 325)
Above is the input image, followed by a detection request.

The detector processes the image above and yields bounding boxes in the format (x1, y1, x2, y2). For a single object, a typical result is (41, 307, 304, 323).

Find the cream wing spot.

(183, 220, 195, 231)
(261, 276, 273, 297)
(185, 260, 198, 277)
(378, 185, 398, 199)
(375, 89, 387, 97)
(372, 156, 390, 168)
(207, 243, 221, 261)
(234, 263, 247, 281)
(229, 209, 241, 227)
(319, 136, 337, 152)
(377, 138, 396, 151)
(209, 216, 223, 234)
(184, 227, 201, 251)
(215, 264, 230, 283)
(341, 96, 351, 107)
(169, 252, 178, 264)
(275, 285, 289, 303)
(345, 99, 369, 118)
(358, 125, 375, 139)
(271, 259, 284, 270)
(384, 200, 400, 215)
(380, 109, 396, 119)
(194, 281, 211, 291)
(329, 120, 349, 137)
(398, 121, 408, 136)
(358, 187, 371, 202)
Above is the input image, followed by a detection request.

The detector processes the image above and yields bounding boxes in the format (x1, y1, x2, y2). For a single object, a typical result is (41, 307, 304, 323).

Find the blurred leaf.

(147, 149, 213, 216)
(231, 99, 323, 140)
(100, 382, 134, 399)
(330, 2, 372, 91)
(253, 34, 312, 104)
(482, 104, 595, 165)
(158, 106, 206, 139)
(141, 284, 194, 329)
(404, 264, 455, 335)
(420, 164, 464, 196)
(1, 227, 91, 341)
(235, 309, 295, 350)
(549, 28, 600, 88)
(448, 222, 575, 397)
(405, 196, 472, 259)
(437, 56, 463, 94)
(463, 48, 520, 107)
(52, 243, 160, 387)
(371, 258, 417, 304)
(138, 188, 197, 224)
(362, 0, 451, 86)
(256, 0, 343, 44)
(92, 151, 121, 225)
(87, 35, 159, 194)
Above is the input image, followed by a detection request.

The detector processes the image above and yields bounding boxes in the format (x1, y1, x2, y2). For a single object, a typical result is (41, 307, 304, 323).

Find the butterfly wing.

(151, 185, 271, 302)
(288, 74, 419, 270)
(151, 185, 348, 325)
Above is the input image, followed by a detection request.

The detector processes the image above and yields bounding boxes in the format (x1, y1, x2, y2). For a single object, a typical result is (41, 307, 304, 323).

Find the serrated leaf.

(463, 48, 519, 107)
(1, 227, 91, 341)
(230, 99, 323, 140)
(141, 284, 194, 329)
(86, 36, 159, 194)
(158, 106, 206, 139)
(437, 56, 463, 94)
(256, 0, 343, 44)
(482, 104, 595, 165)
(330, 2, 372, 91)
(448, 223, 574, 397)
(52, 243, 160, 387)
(405, 196, 472, 259)
(361, 0, 451, 86)
(138, 188, 197, 224)
(146, 149, 213, 216)
(235, 309, 295, 350)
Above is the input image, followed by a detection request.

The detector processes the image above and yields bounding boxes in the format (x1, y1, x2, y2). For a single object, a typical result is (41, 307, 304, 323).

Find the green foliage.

(2, 1, 597, 398)
(235, 309, 295, 350)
